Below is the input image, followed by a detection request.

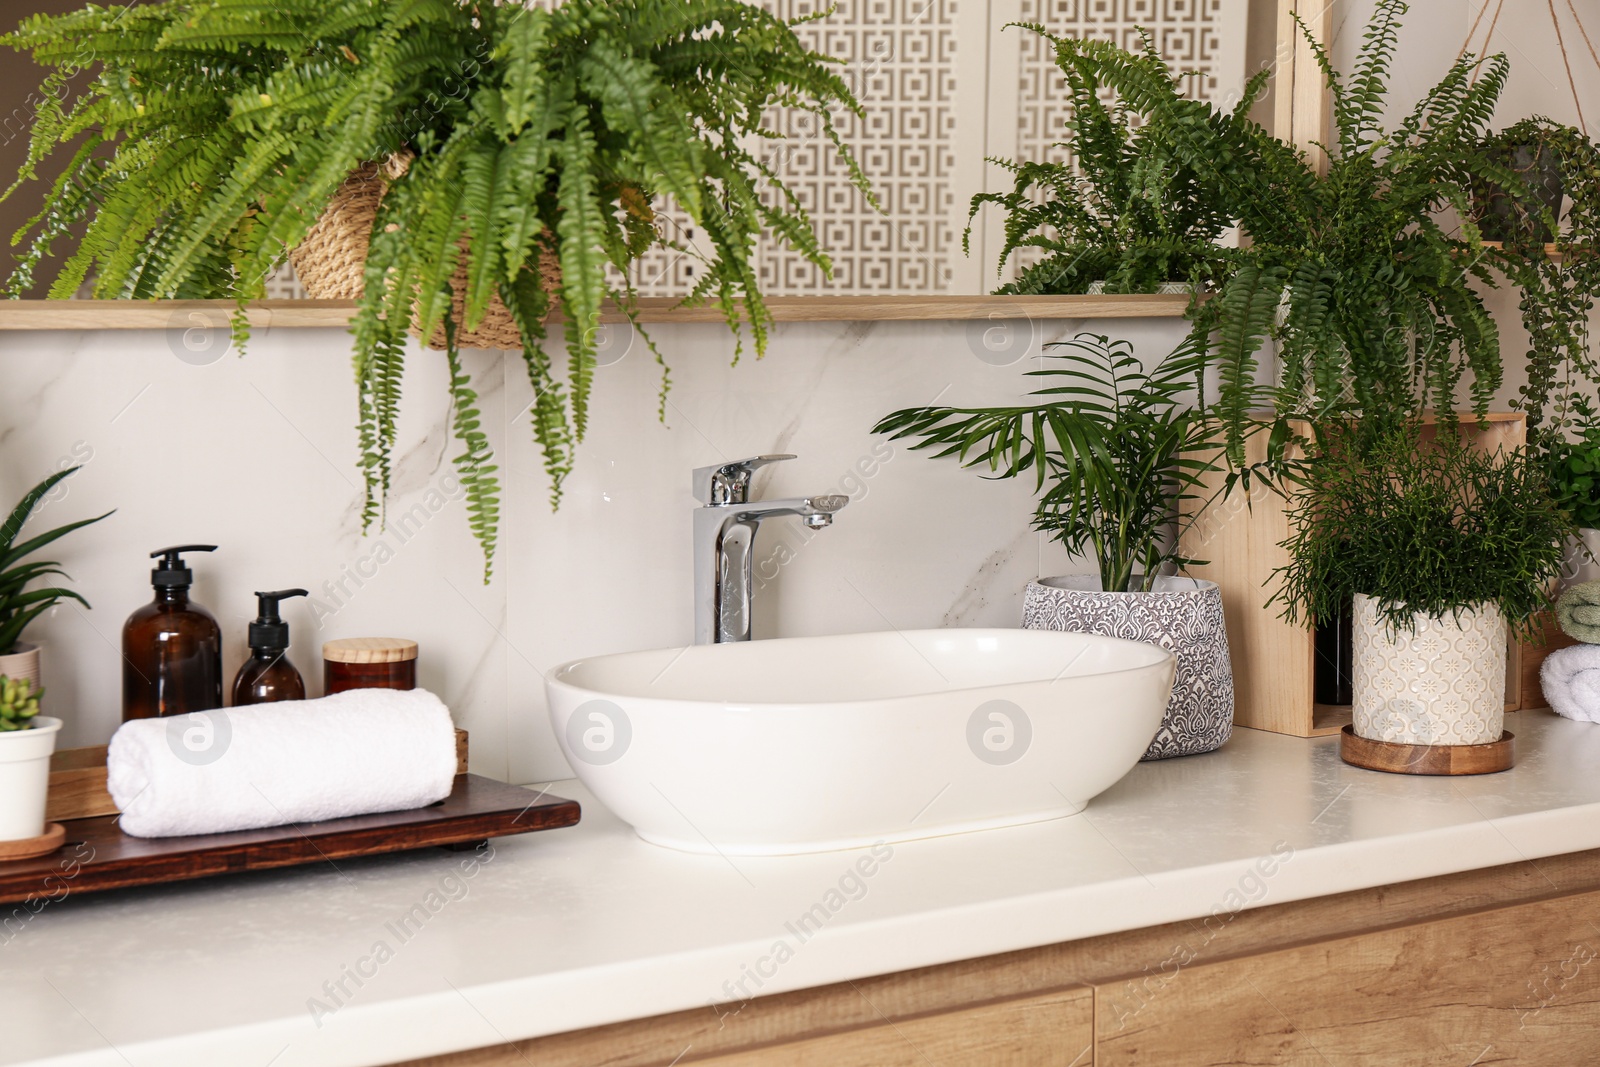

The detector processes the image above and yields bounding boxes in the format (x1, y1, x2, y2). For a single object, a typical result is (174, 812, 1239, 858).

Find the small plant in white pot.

(1543, 422, 1600, 588)
(0, 465, 109, 841)
(0, 675, 59, 842)
(877, 334, 1264, 759)
(1275, 424, 1569, 758)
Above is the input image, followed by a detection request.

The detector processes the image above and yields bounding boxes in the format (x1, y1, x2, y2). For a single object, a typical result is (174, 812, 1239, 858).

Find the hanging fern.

(3, 0, 874, 578)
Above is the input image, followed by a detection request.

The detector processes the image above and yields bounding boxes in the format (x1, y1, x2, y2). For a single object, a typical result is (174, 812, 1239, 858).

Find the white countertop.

(8, 708, 1600, 1067)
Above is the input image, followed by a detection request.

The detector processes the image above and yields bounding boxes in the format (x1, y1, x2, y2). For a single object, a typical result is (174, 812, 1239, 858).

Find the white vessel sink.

(547, 628, 1174, 855)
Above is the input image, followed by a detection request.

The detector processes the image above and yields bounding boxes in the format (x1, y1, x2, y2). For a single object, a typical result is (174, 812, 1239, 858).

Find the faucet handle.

(692, 454, 796, 505)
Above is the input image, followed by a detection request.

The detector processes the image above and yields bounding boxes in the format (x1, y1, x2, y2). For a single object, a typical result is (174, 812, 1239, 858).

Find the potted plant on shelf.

(1544, 417, 1600, 587)
(1472, 118, 1572, 246)
(0, 466, 111, 690)
(969, 31, 1233, 297)
(0, 466, 106, 843)
(1273, 423, 1569, 767)
(1475, 119, 1600, 456)
(876, 334, 1268, 760)
(2, 0, 874, 579)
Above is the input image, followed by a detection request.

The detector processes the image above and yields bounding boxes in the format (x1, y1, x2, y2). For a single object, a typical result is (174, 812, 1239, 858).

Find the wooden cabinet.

(1095, 889, 1600, 1065)
(694, 988, 1093, 1067)
(397, 850, 1600, 1067)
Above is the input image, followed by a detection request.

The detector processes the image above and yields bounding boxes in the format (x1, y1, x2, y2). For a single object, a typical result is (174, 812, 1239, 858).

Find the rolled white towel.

(107, 688, 458, 838)
(1540, 644, 1600, 725)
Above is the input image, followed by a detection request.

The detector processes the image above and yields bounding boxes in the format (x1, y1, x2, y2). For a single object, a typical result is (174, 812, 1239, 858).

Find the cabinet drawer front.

(692, 986, 1092, 1067)
(1095, 888, 1600, 1066)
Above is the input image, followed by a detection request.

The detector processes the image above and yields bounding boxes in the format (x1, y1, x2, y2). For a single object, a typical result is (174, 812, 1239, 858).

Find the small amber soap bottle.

(123, 545, 223, 720)
(232, 589, 309, 706)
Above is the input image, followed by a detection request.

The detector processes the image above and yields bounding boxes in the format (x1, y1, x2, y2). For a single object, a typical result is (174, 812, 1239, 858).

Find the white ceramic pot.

(0, 716, 61, 841)
(1560, 528, 1600, 589)
(1022, 575, 1233, 760)
(1351, 595, 1505, 746)
(0, 642, 41, 689)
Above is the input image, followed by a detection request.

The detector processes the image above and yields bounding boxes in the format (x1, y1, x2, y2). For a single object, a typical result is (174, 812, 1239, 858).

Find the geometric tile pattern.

(629, 0, 962, 296)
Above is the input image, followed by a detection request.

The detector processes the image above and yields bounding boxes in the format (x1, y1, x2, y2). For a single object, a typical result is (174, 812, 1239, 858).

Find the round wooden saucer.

(0, 822, 66, 861)
(1339, 725, 1513, 776)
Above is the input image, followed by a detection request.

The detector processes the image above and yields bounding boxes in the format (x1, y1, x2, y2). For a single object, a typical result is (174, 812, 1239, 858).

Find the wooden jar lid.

(323, 637, 418, 664)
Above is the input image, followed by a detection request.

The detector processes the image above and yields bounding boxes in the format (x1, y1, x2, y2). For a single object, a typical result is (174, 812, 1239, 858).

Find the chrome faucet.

(692, 455, 848, 644)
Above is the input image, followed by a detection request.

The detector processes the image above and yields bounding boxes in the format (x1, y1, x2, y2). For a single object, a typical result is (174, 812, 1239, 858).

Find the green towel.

(1557, 581, 1600, 643)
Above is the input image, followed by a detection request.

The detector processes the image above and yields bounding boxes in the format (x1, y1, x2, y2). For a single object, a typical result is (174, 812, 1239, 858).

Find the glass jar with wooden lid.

(323, 638, 417, 695)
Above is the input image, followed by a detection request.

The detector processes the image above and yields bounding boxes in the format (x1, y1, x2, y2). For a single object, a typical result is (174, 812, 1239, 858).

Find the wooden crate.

(1179, 413, 1528, 737)
(1519, 611, 1577, 711)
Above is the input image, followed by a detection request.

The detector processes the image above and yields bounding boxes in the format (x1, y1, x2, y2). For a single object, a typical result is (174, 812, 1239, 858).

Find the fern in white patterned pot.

(1274, 422, 1570, 751)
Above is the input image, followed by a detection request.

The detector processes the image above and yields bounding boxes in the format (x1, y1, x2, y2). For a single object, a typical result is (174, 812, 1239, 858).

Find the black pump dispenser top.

(248, 589, 308, 653)
(150, 545, 218, 588)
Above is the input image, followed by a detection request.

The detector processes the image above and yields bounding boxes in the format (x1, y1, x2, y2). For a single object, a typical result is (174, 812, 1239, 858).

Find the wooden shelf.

(1479, 241, 1573, 263)
(0, 293, 1194, 331)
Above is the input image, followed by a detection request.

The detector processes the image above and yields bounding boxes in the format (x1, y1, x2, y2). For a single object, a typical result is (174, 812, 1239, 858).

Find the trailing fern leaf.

(443, 321, 501, 583)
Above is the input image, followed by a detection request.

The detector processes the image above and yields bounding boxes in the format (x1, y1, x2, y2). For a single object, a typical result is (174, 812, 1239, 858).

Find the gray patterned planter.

(1022, 575, 1234, 760)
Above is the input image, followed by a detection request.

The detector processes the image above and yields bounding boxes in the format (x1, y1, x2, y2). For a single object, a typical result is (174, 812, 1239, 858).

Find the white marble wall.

(0, 314, 1190, 781)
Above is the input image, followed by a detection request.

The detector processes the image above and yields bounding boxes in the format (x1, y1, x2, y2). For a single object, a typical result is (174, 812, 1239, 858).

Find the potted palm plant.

(3, 0, 873, 579)
(1274, 423, 1568, 765)
(876, 334, 1264, 760)
(0, 466, 108, 842)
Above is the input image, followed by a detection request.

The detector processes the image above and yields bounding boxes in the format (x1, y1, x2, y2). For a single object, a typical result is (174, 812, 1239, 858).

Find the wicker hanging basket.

(289, 152, 559, 350)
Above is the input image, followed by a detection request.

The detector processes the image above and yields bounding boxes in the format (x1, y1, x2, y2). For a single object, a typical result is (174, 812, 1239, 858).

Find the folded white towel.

(1540, 645, 1600, 725)
(107, 688, 458, 838)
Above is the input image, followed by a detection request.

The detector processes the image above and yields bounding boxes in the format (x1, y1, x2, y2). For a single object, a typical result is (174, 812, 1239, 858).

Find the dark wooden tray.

(0, 774, 578, 906)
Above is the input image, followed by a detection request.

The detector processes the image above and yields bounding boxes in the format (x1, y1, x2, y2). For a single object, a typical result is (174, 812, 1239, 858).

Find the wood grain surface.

(0, 294, 1194, 330)
(1340, 726, 1515, 775)
(0, 774, 576, 905)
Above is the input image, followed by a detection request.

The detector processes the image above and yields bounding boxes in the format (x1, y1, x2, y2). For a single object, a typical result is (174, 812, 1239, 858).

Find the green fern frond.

(443, 326, 501, 584)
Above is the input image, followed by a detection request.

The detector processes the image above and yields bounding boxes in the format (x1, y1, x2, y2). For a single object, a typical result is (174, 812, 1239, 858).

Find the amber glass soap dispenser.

(123, 545, 223, 720)
(231, 589, 309, 706)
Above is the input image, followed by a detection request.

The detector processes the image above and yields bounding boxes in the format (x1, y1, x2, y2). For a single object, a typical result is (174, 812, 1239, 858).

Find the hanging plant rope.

(1458, 0, 1599, 134)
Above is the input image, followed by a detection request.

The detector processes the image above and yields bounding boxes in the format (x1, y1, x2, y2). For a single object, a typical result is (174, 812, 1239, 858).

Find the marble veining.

(0, 317, 1186, 781)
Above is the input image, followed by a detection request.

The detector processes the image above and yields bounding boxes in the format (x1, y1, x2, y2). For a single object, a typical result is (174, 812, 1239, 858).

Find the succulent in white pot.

(878, 334, 1276, 760)
(1275, 422, 1569, 751)
(0, 674, 59, 840)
